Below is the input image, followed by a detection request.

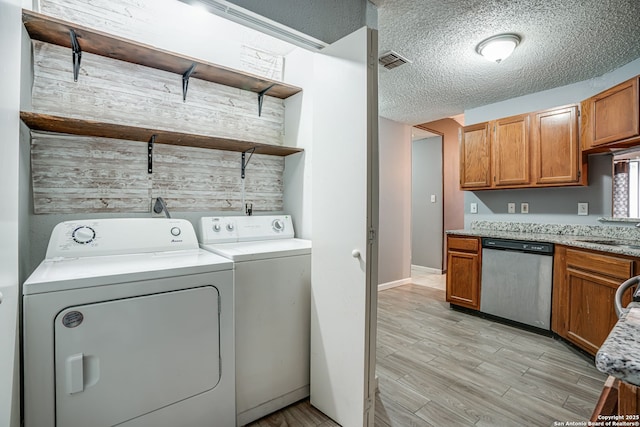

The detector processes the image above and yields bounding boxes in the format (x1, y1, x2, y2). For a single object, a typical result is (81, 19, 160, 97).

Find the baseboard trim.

(378, 278, 412, 291)
(411, 264, 443, 275)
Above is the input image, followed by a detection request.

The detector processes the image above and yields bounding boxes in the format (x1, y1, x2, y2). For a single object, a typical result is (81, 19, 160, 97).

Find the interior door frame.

(411, 126, 445, 273)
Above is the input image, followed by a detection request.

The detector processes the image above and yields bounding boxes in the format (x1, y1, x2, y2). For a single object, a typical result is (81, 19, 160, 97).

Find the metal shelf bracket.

(182, 63, 197, 102)
(148, 134, 156, 174)
(69, 29, 82, 82)
(241, 147, 256, 179)
(257, 84, 275, 117)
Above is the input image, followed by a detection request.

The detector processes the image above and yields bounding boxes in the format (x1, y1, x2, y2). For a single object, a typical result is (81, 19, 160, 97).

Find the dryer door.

(54, 286, 220, 427)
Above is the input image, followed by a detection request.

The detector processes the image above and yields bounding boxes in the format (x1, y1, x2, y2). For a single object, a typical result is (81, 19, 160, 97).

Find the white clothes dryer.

(23, 218, 235, 427)
(199, 215, 311, 426)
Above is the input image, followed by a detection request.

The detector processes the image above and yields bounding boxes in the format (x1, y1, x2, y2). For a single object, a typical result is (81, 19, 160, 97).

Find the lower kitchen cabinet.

(591, 377, 640, 421)
(446, 235, 481, 310)
(552, 246, 635, 355)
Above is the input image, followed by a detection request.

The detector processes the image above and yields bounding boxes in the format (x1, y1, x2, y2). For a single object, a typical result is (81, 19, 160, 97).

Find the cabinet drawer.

(447, 236, 479, 252)
(566, 248, 633, 281)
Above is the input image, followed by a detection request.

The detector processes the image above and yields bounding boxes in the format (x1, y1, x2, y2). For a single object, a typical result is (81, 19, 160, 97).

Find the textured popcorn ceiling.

(374, 0, 640, 125)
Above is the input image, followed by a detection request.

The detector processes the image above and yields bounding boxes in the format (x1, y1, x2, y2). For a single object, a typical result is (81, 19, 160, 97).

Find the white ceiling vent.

(378, 51, 411, 70)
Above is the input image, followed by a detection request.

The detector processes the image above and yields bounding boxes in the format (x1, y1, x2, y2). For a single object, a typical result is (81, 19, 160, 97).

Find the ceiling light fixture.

(476, 34, 521, 63)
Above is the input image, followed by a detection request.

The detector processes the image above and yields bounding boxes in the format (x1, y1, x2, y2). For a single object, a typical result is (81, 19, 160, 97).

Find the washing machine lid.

(24, 249, 232, 295)
(200, 238, 311, 262)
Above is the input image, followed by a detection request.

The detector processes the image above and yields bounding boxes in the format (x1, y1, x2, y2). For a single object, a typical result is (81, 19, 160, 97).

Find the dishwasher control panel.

(481, 238, 554, 255)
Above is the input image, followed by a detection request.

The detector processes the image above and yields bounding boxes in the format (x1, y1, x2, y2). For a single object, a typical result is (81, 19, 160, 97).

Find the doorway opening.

(411, 127, 444, 285)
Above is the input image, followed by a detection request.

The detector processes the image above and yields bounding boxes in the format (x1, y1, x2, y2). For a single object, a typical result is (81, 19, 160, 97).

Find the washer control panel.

(199, 215, 295, 244)
(199, 217, 238, 244)
(45, 219, 198, 259)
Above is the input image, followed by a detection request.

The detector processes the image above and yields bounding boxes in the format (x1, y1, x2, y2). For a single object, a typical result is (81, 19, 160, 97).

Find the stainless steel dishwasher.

(480, 238, 554, 330)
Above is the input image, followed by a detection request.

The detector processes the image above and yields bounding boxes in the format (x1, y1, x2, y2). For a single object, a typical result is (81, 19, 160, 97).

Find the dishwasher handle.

(615, 275, 640, 319)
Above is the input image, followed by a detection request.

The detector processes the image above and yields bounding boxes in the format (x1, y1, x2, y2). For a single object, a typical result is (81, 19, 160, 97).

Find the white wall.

(377, 117, 411, 286)
(283, 47, 315, 239)
(411, 136, 443, 270)
(465, 58, 640, 125)
(0, 0, 27, 424)
(463, 58, 640, 227)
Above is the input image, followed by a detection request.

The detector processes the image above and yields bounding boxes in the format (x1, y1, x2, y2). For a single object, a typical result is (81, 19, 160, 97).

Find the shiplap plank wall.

(29, 0, 290, 214)
(31, 131, 284, 213)
(32, 42, 285, 145)
(38, 0, 286, 81)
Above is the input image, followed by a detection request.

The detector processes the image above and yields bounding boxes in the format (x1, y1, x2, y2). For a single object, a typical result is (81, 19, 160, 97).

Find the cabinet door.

(565, 267, 622, 355)
(559, 248, 634, 355)
(446, 236, 480, 310)
(459, 123, 491, 189)
(532, 105, 580, 185)
(493, 114, 530, 186)
(588, 77, 640, 147)
(619, 381, 640, 416)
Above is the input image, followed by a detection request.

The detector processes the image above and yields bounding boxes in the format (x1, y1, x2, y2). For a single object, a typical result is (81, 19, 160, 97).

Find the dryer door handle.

(67, 353, 85, 394)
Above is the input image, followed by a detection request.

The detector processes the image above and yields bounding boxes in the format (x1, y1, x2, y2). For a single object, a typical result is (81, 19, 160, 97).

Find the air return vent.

(378, 51, 411, 70)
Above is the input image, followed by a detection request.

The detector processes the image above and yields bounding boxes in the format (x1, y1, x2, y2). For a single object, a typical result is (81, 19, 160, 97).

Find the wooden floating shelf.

(22, 9, 303, 99)
(21, 111, 304, 156)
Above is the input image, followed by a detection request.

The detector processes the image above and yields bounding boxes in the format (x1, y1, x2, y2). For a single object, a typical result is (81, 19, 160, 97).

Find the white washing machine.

(199, 215, 311, 426)
(23, 218, 235, 427)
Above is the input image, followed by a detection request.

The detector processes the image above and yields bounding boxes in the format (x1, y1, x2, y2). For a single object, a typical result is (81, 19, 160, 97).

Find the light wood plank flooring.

(248, 281, 606, 426)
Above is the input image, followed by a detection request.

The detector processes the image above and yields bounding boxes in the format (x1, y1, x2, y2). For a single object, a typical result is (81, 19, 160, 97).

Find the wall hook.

(69, 29, 82, 82)
(241, 147, 256, 179)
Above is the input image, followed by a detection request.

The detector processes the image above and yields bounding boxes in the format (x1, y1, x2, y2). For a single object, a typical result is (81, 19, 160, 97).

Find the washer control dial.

(272, 219, 285, 232)
(72, 226, 96, 244)
(226, 223, 235, 232)
(170, 227, 181, 236)
(213, 223, 221, 232)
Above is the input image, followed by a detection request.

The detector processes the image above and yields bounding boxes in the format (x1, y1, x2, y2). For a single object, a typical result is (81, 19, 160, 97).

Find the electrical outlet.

(521, 203, 529, 214)
(508, 202, 516, 214)
(470, 202, 478, 214)
(578, 202, 589, 216)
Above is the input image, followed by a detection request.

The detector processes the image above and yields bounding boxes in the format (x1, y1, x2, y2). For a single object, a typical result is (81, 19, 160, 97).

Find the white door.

(55, 287, 221, 427)
(311, 27, 379, 427)
(0, 1, 23, 426)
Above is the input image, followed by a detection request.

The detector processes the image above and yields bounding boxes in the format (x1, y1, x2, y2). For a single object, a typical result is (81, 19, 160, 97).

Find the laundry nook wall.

(27, 0, 290, 214)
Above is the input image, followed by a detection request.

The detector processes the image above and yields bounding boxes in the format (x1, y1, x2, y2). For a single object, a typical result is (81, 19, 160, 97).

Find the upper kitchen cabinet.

(460, 123, 491, 189)
(531, 105, 585, 186)
(493, 114, 530, 187)
(460, 105, 584, 190)
(582, 76, 640, 152)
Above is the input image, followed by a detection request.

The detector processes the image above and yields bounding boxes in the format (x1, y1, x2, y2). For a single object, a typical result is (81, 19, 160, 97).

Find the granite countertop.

(447, 221, 640, 258)
(596, 303, 640, 386)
